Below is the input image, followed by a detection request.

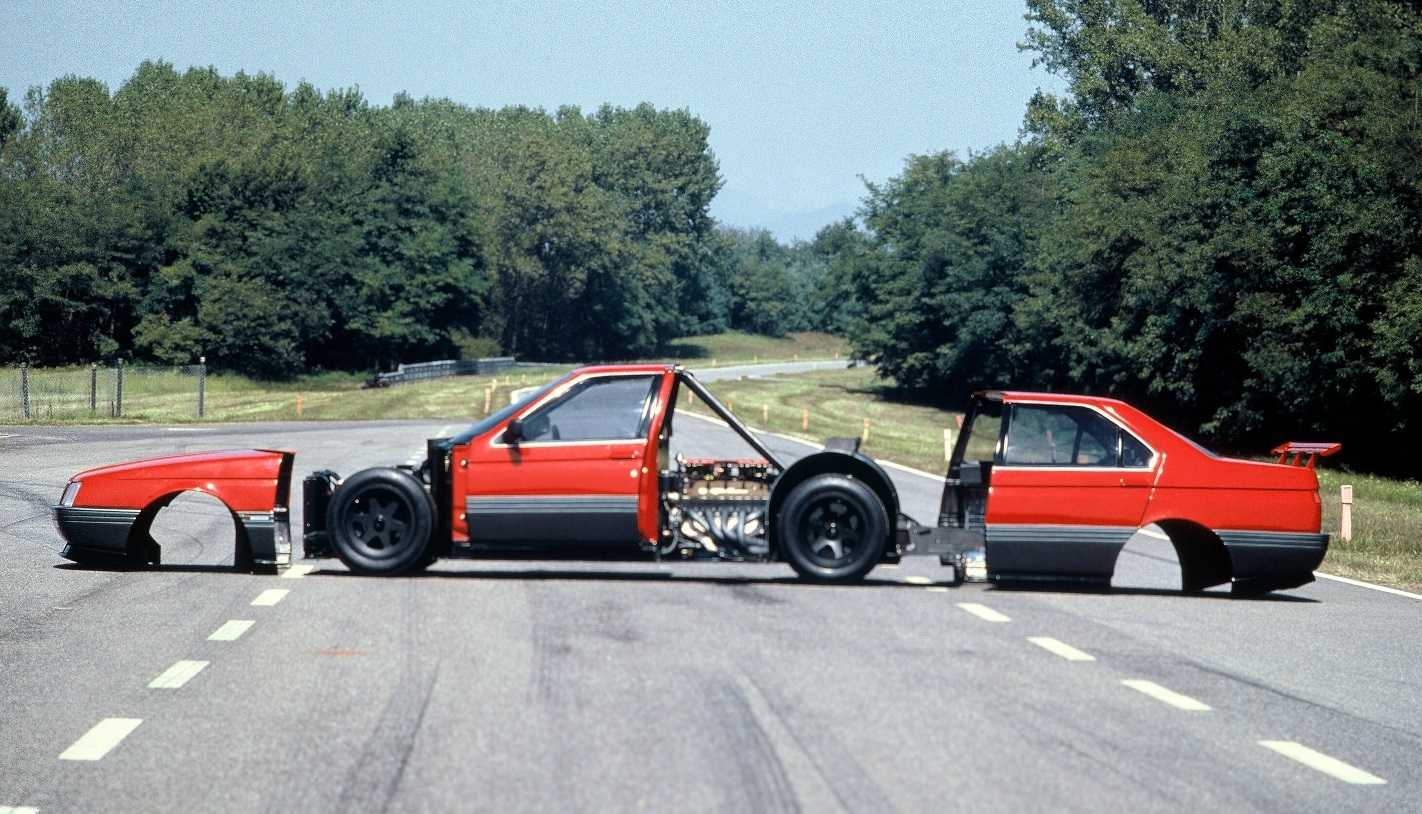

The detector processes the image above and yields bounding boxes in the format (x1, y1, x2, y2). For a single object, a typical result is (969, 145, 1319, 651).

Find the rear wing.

(1271, 442, 1342, 469)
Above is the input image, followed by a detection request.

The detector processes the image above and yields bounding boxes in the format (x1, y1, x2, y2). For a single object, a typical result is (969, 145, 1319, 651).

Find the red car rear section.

(52, 370, 1337, 595)
(937, 391, 1334, 594)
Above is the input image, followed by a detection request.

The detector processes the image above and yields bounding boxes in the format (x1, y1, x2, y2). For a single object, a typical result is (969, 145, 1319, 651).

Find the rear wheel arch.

(769, 450, 899, 534)
(1153, 519, 1233, 593)
(768, 451, 898, 581)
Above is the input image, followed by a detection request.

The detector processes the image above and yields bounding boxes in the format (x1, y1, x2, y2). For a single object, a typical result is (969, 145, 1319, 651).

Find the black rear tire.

(326, 468, 436, 575)
(777, 474, 888, 583)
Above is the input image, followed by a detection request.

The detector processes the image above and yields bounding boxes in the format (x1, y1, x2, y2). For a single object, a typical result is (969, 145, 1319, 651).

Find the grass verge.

(656, 331, 850, 366)
(1316, 470, 1422, 592)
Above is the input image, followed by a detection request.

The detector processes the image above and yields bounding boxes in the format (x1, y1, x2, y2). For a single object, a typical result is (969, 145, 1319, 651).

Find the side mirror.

(502, 418, 524, 445)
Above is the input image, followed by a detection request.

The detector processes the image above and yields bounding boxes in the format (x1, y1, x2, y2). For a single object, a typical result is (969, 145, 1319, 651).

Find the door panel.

(985, 402, 1157, 580)
(460, 374, 659, 544)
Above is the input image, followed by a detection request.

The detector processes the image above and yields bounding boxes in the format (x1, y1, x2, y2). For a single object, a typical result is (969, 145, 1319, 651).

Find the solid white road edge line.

(59, 718, 142, 761)
(1313, 571, 1422, 601)
(1259, 741, 1386, 784)
(208, 620, 255, 641)
(281, 565, 314, 579)
(1121, 679, 1211, 711)
(148, 660, 209, 689)
(251, 589, 290, 606)
(957, 602, 1011, 622)
(1029, 636, 1096, 661)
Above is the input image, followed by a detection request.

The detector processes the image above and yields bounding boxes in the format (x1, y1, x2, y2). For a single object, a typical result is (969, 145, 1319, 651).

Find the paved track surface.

(1, 417, 1418, 813)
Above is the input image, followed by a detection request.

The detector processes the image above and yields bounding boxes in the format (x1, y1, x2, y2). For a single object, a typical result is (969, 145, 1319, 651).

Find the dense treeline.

(835, 0, 1422, 472)
(0, 62, 792, 377)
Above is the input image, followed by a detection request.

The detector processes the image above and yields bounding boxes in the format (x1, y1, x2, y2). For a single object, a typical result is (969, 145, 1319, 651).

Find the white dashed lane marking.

(957, 602, 1011, 622)
(1259, 741, 1386, 784)
(1029, 636, 1096, 661)
(208, 620, 255, 641)
(148, 660, 209, 689)
(1122, 680, 1211, 711)
(281, 565, 314, 579)
(59, 718, 142, 761)
(905, 576, 934, 585)
(251, 589, 289, 606)
(1, 806, 39, 813)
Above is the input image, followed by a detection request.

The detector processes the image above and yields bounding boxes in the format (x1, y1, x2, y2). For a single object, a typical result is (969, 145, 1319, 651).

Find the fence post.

(21, 363, 30, 419)
(90, 363, 97, 413)
(198, 356, 206, 418)
(1340, 485, 1354, 543)
(116, 359, 124, 418)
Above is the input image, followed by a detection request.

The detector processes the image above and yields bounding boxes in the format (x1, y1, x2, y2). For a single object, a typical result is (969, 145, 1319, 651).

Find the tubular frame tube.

(677, 371, 785, 471)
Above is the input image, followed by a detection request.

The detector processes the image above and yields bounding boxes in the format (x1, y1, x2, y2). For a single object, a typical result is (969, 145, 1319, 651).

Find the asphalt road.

(1, 416, 1419, 813)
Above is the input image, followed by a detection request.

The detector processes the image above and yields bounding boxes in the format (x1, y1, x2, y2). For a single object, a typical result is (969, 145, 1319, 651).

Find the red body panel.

(983, 393, 1322, 534)
(66, 449, 294, 512)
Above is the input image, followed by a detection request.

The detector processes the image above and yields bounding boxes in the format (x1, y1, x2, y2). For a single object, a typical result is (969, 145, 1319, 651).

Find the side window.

(1004, 404, 1150, 468)
(1120, 431, 1152, 468)
(959, 399, 1003, 463)
(520, 375, 657, 442)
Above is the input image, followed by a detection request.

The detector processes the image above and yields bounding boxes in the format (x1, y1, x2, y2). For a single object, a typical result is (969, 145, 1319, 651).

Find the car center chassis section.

(301, 367, 923, 581)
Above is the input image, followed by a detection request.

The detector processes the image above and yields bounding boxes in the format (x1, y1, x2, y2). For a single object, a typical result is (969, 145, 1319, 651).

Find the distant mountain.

(710, 189, 859, 244)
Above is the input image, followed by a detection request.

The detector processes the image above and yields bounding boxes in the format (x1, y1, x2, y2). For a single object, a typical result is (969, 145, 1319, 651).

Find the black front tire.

(777, 474, 888, 583)
(326, 468, 436, 576)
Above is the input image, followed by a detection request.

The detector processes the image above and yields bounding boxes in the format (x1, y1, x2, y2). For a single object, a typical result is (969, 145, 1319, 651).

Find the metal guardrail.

(375, 357, 517, 386)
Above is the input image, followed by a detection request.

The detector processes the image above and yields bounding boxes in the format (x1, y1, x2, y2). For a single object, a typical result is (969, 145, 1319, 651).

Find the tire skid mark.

(333, 665, 440, 814)
(334, 581, 441, 814)
(704, 678, 801, 814)
(740, 675, 898, 814)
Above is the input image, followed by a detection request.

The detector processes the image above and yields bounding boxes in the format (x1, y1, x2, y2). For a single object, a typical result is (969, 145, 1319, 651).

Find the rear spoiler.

(1271, 442, 1342, 469)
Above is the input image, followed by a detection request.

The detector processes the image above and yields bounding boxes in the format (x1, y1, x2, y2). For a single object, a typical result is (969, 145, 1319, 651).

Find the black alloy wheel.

(777, 474, 887, 583)
(326, 468, 436, 575)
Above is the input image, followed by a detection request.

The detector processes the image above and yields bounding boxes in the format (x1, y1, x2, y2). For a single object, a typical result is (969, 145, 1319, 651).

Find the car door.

(461, 372, 661, 545)
(984, 401, 1156, 580)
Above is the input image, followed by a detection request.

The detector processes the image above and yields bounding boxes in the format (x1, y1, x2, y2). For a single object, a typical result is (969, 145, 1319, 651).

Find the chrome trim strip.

(1216, 530, 1330, 548)
(465, 496, 638, 514)
(986, 524, 1137, 545)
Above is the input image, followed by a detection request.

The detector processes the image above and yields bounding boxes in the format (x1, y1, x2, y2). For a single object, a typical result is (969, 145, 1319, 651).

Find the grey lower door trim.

(986, 523, 1137, 579)
(466, 495, 639, 543)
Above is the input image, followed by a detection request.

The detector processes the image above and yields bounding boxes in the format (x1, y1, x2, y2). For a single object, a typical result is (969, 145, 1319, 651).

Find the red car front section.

(54, 449, 295, 571)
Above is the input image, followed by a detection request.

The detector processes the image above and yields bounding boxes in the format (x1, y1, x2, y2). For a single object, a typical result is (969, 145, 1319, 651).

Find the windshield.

(436, 374, 571, 449)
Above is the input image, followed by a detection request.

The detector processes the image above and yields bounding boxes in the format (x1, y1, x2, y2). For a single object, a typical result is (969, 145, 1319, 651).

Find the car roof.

(975, 390, 1132, 409)
(569, 363, 677, 376)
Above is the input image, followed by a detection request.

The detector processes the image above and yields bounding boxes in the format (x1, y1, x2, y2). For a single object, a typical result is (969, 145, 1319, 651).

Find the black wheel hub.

(799, 495, 863, 565)
(346, 489, 411, 558)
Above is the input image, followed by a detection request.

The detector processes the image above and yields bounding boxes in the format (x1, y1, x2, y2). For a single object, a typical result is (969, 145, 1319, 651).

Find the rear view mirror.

(502, 419, 524, 444)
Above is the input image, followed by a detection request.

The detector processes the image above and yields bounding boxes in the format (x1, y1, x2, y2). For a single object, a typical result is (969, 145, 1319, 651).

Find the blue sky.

(2, 0, 1063, 240)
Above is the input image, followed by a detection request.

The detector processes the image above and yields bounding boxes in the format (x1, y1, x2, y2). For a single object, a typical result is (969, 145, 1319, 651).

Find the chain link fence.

(1, 361, 208, 421)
